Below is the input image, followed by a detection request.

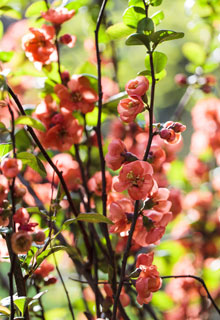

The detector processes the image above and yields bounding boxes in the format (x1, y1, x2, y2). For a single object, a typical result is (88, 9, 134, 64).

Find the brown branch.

(161, 275, 220, 316)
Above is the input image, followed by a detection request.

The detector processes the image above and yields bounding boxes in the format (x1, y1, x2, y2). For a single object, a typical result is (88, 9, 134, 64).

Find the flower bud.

(11, 231, 32, 254)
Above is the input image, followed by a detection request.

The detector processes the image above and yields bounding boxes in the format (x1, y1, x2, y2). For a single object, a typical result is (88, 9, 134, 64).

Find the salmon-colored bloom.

(88, 171, 112, 196)
(55, 75, 98, 114)
(136, 266, 162, 305)
(22, 25, 56, 66)
(104, 283, 130, 307)
(150, 187, 172, 213)
(38, 112, 83, 151)
(108, 198, 134, 233)
(113, 161, 154, 200)
(135, 252, 162, 305)
(11, 231, 32, 254)
(160, 121, 186, 144)
(0, 208, 9, 227)
(125, 76, 149, 97)
(41, 7, 75, 25)
(105, 139, 127, 170)
(118, 97, 144, 123)
(1, 158, 22, 178)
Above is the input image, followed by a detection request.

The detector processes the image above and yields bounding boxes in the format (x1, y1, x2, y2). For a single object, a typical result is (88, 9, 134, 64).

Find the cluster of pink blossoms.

(22, 6, 76, 68)
(102, 76, 186, 304)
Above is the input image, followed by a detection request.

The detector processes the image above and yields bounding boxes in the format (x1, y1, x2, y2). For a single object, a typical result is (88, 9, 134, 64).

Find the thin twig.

(52, 251, 76, 320)
(34, 284, 46, 320)
(94, 0, 117, 303)
(162, 275, 220, 315)
(172, 86, 194, 121)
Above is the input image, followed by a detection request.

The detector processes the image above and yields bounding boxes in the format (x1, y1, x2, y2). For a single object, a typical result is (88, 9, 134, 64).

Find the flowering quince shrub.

(0, 0, 220, 320)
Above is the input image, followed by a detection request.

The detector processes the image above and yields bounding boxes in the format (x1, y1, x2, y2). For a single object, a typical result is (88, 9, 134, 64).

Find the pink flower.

(125, 76, 149, 97)
(1, 158, 22, 178)
(41, 8, 75, 25)
(136, 266, 162, 305)
(113, 161, 154, 200)
(118, 97, 144, 123)
(148, 145, 166, 170)
(88, 171, 112, 196)
(55, 75, 98, 114)
(105, 139, 127, 170)
(11, 231, 32, 254)
(108, 198, 134, 233)
(135, 253, 162, 305)
(60, 34, 76, 48)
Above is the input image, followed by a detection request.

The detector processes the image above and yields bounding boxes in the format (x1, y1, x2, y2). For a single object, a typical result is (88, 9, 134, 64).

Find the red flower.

(38, 111, 83, 151)
(160, 121, 186, 144)
(13, 208, 30, 225)
(125, 76, 149, 97)
(55, 75, 98, 114)
(113, 161, 154, 200)
(108, 198, 134, 233)
(41, 7, 75, 25)
(118, 97, 144, 123)
(22, 25, 56, 65)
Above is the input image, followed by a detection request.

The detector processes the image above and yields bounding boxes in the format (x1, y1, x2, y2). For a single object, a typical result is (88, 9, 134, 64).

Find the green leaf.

(0, 51, 14, 63)
(0, 21, 3, 40)
(128, 0, 144, 7)
(65, 0, 89, 11)
(15, 116, 45, 132)
(14, 297, 31, 315)
(15, 129, 31, 151)
(182, 42, 206, 65)
(0, 6, 21, 19)
(17, 152, 47, 177)
(106, 23, 134, 40)
(150, 0, 163, 6)
(76, 213, 114, 224)
(125, 33, 150, 50)
(137, 18, 154, 34)
(0, 122, 6, 130)
(123, 6, 145, 28)
(151, 10, 164, 25)
(150, 30, 184, 49)
(0, 143, 12, 160)
(36, 246, 67, 266)
(145, 51, 167, 73)
(25, 1, 47, 17)
(26, 207, 42, 214)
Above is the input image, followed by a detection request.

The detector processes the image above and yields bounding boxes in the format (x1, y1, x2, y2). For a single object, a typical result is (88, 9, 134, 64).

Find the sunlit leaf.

(125, 33, 151, 50)
(145, 51, 167, 73)
(25, 1, 47, 17)
(15, 116, 45, 132)
(36, 246, 68, 265)
(76, 213, 114, 224)
(150, 29, 184, 48)
(0, 51, 14, 63)
(0, 143, 12, 160)
(123, 6, 145, 28)
(106, 23, 134, 40)
(151, 10, 164, 25)
(17, 152, 47, 178)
